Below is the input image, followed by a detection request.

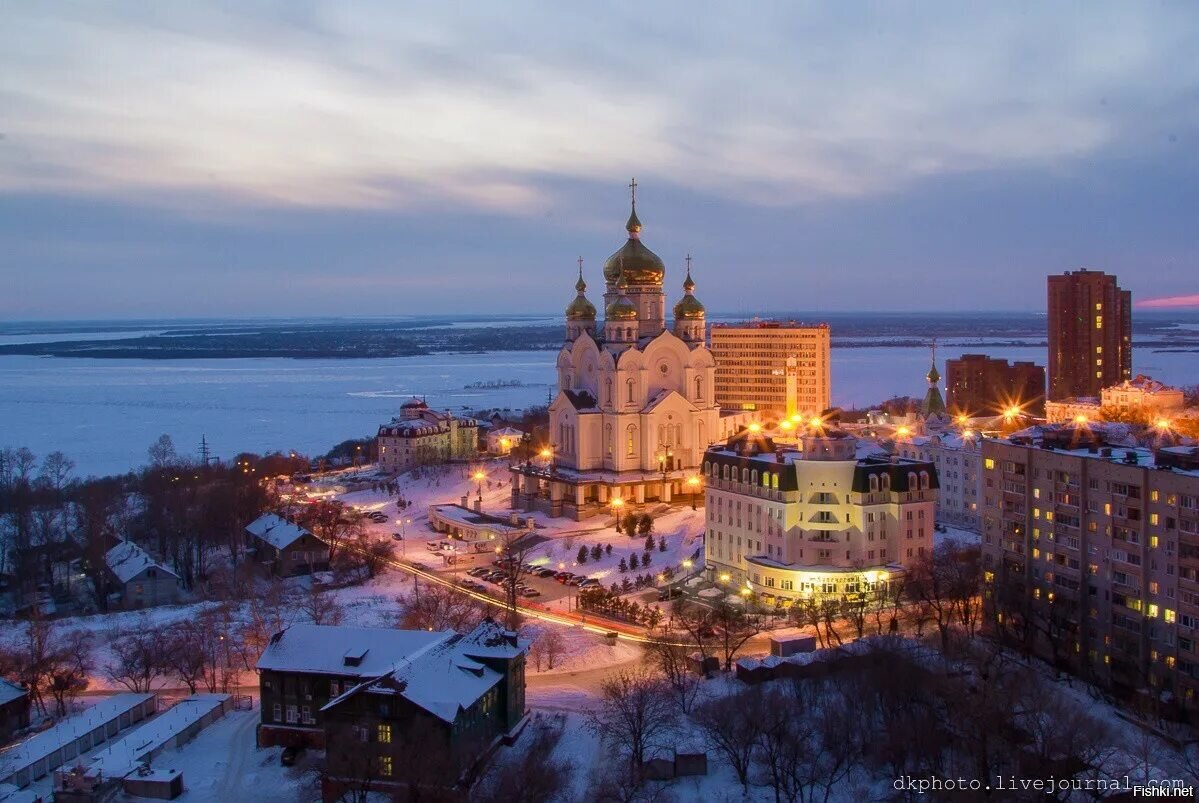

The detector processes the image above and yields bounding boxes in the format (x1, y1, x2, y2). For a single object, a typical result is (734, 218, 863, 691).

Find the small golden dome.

(566, 294, 596, 320)
(673, 294, 705, 320)
(606, 295, 638, 321)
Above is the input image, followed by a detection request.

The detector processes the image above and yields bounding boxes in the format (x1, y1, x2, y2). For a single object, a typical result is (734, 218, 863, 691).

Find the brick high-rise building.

(1047, 269, 1132, 401)
(711, 321, 831, 417)
(945, 354, 1046, 416)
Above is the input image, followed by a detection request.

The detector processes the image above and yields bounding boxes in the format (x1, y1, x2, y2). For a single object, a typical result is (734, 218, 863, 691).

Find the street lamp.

(657, 447, 673, 502)
(473, 470, 485, 500)
(686, 475, 701, 510)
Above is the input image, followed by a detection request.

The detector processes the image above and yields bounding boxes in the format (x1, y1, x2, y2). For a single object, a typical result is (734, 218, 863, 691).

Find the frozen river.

(2, 344, 1195, 477)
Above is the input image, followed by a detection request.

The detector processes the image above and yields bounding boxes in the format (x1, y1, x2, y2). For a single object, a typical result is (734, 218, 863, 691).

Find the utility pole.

(199, 435, 211, 466)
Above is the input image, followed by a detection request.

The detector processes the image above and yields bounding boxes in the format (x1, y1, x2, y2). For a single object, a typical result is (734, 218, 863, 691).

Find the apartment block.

(981, 425, 1199, 707)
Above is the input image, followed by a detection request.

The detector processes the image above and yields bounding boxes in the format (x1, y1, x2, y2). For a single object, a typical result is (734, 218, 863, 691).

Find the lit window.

(377, 724, 392, 744)
(984, 458, 995, 470)
(378, 756, 393, 777)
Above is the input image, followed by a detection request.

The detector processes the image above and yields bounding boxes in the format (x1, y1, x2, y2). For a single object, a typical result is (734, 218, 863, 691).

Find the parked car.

(281, 746, 303, 766)
(536, 568, 557, 578)
(577, 578, 600, 588)
(519, 588, 542, 598)
(657, 587, 683, 601)
(554, 572, 574, 583)
(467, 567, 490, 578)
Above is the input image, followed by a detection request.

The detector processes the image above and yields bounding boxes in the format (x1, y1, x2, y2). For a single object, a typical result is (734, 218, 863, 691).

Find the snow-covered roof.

(321, 620, 529, 724)
(245, 513, 316, 550)
(488, 427, 525, 439)
(0, 694, 155, 783)
(0, 679, 25, 707)
(0, 783, 38, 803)
(256, 624, 451, 678)
(84, 695, 228, 780)
(104, 540, 178, 584)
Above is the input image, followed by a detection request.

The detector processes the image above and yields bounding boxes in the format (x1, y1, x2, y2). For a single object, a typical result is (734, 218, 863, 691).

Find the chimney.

(509, 512, 519, 526)
(460, 495, 468, 508)
(473, 498, 482, 513)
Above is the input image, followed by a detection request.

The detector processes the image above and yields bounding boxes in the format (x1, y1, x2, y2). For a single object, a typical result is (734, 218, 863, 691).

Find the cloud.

(1137, 295, 1199, 309)
(3, 2, 1198, 213)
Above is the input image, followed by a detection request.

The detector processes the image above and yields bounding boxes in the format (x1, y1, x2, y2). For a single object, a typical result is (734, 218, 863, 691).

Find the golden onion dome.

(602, 201, 665, 285)
(566, 294, 596, 320)
(673, 267, 705, 320)
(606, 294, 639, 321)
(673, 294, 705, 320)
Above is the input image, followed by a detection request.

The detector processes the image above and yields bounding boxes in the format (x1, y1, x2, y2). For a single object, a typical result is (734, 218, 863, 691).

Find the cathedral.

(510, 182, 749, 519)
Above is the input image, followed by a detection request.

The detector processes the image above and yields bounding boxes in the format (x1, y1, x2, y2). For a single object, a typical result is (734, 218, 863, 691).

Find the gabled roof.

(642, 389, 696, 414)
(104, 540, 179, 584)
(320, 620, 529, 724)
(0, 679, 25, 706)
(257, 624, 451, 678)
(245, 513, 319, 550)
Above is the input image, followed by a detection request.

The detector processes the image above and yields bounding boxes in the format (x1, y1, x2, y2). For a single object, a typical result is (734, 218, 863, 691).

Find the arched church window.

(694, 376, 703, 400)
(605, 379, 612, 405)
(626, 378, 635, 404)
(605, 424, 613, 456)
(626, 424, 637, 457)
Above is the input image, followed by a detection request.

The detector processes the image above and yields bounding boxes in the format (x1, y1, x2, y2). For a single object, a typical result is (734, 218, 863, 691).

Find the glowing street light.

(1156, 418, 1172, 432)
(539, 447, 552, 459)
(748, 422, 762, 433)
(682, 559, 693, 570)
(686, 475, 701, 510)
(895, 426, 911, 438)
(1074, 414, 1089, 425)
(719, 573, 731, 584)
(809, 416, 824, 429)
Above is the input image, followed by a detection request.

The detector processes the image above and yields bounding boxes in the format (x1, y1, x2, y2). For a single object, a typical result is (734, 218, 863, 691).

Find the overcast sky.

(2, 2, 1197, 319)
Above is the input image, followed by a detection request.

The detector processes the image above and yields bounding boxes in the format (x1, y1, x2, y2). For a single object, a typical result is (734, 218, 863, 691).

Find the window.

(985, 458, 995, 470)
(626, 378, 635, 403)
(378, 756, 393, 777)
(286, 705, 297, 724)
(272, 703, 281, 722)
(377, 723, 392, 744)
(301, 705, 313, 724)
(626, 424, 637, 457)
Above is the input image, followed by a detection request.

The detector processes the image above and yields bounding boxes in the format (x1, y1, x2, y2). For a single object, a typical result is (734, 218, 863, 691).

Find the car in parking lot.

(576, 578, 600, 588)
(535, 568, 557, 578)
(657, 587, 683, 601)
(553, 572, 575, 583)
(518, 587, 541, 598)
(467, 567, 490, 578)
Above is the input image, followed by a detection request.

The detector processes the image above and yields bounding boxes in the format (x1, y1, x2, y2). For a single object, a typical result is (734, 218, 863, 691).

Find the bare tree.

(644, 627, 700, 713)
(107, 619, 172, 692)
(542, 627, 566, 670)
(670, 599, 715, 665)
(710, 600, 762, 671)
(588, 667, 677, 771)
(694, 687, 765, 790)
(0, 617, 93, 716)
(399, 583, 488, 632)
(296, 500, 363, 565)
(147, 434, 177, 468)
(298, 583, 345, 626)
(474, 713, 575, 803)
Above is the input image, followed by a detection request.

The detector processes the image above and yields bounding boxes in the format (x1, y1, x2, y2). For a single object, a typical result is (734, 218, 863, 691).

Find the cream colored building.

(510, 186, 750, 520)
(1045, 397, 1101, 424)
(703, 427, 937, 604)
(377, 399, 479, 473)
(710, 321, 831, 417)
(1102, 375, 1186, 418)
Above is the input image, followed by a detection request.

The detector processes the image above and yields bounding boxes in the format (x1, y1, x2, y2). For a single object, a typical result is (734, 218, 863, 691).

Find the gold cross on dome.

(629, 177, 637, 206)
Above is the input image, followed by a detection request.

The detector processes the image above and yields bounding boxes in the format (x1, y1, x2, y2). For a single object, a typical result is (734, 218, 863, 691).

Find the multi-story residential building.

(702, 427, 937, 603)
(1047, 269, 1132, 401)
(377, 398, 479, 473)
(1045, 376, 1186, 426)
(256, 619, 528, 770)
(1101, 375, 1186, 419)
(895, 432, 984, 531)
(1045, 397, 1101, 424)
(711, 321, 831, 417)
(980, 424, 1199, 708)
(945, 354, 1046, 416)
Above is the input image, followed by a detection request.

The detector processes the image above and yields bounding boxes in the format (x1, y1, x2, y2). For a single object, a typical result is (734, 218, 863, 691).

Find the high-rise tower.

(1047, 269, 1132, 400)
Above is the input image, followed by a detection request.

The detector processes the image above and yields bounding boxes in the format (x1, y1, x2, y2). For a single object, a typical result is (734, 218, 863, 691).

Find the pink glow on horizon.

(1136, 294, 1199, 309)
